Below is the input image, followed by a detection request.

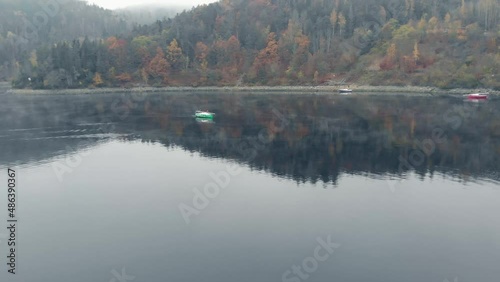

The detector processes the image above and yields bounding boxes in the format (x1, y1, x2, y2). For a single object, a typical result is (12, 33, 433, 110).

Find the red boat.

(465, 93, 489, 100)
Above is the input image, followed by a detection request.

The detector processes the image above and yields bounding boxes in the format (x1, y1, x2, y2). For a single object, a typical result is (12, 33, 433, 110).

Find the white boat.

(339, 89, 353, 93)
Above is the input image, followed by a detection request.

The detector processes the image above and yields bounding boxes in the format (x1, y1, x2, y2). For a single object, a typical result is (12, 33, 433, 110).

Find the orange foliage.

(226, 35, 242, 68)
(380, 43, 398, 70)
(254, 32, 279, 68)
(195, 42, 209, 63)
(115, 73, 132, 83)
(147, 47, 170, 83)
(487, 37, 497, 53)
(136, 46, 151, 66)
(401, 56, 417, 73)
(380, 58, 395, 70)
(106, 37, 128, 71)
(107, 37, 126, 50)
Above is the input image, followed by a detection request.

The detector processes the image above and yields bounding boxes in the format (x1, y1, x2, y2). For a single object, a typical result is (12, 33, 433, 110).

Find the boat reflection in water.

(195, 117, 215, 124)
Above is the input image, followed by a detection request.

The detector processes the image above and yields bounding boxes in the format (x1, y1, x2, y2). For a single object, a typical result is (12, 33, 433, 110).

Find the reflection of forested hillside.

(1, 93, 499, 184)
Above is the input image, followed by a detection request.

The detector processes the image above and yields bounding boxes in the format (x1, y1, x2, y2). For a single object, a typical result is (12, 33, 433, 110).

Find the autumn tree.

(278, 20, 301, 67)
(210, 40, 227, 68)
(147, 47, 170, 84)
(413, 41, 420, 63)
(388, 43, 398, 62)
(195, 42, 209, 83)
(402, 56, 417, 73)
(29, 51, 37, 68)
(417, 16, 427, 31)
(277, 20, 313, 79)
(106, 37, 128, 72)
(428, 16, 440, 31)
(167, 39, 184, 71)
(291, 34, 310, 72)
(93, 72, 104, 87)
(380, 43, 398, 70)
(115, 73, 132, 84)
(131, 36, 156, 67)
(226, 35, 242, 70)
(330, 10, 338, 33)
(195, 42, 209, 65)
(252, 32, 280, 82)
(445, 13, 452, 27)
(338, 13, 347, 37)
(329, 10, 338, 51)
(461, 0, 468, 20)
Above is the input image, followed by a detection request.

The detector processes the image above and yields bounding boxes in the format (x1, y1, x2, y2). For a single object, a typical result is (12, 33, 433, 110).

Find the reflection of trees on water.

(0, 93, 499, 184)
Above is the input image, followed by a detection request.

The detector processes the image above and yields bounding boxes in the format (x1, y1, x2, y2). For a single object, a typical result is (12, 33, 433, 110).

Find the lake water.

(0, 92, 499, 282)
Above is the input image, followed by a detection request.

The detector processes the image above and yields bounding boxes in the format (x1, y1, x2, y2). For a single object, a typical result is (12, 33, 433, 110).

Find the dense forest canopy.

(3, 0, 500, 89)
(0, 0, 131, 80)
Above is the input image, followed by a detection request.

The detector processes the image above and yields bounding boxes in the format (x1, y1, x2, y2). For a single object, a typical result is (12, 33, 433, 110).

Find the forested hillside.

(9, 0, 500, 89)
(0, 0, 129, 80)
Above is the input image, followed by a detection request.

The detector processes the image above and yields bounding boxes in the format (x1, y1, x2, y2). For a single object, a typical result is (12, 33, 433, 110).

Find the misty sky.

(88, 0, 218, 9)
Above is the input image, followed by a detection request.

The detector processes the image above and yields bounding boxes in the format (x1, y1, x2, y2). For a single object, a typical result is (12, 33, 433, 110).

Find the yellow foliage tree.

(93, 72, 104, 87)
(461, 0, 468, 19)
(428, 16, 439, 31)
(29, 51, 37, 68)
(413, 41, 420, 63)
(338, 13, 346, 36)
(444, 13, 452, 30)
(330, 10, 338, 36)
(167, 39, 184, 71)
(388, 43, 398, 62)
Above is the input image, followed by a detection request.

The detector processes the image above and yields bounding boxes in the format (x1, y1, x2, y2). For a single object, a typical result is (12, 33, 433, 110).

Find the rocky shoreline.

(5, 85, 499, 95)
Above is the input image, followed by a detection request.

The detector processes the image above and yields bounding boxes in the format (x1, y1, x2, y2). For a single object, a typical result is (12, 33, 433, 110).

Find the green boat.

(194, 111, 215, 119)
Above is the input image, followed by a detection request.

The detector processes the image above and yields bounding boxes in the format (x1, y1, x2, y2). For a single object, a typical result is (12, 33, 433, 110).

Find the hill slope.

(0, 0, 130, 80)
(11, 0, 500, 89)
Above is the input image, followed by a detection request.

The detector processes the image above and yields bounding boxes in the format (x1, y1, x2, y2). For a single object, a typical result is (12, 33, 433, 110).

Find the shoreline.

(5, 85, 499, 95)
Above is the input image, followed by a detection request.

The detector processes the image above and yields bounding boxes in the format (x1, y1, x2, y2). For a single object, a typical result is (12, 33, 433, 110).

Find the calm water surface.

(0, 92, 499, 282)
